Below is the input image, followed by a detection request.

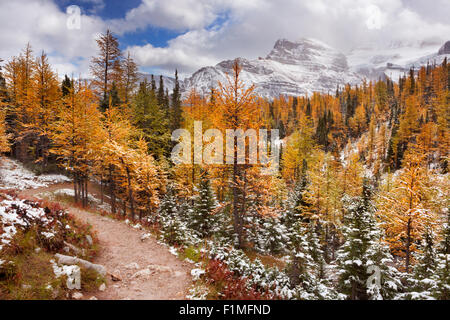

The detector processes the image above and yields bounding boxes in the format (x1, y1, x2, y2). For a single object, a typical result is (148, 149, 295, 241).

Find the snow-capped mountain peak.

(182, 38, 360, 98)
(139, 38, 449, 100)
(266, 38, 348, 72)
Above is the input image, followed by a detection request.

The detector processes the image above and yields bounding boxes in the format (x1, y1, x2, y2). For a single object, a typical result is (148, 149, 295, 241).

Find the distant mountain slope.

(138, 38, 449, 100)
(348, 40, 449, 82)
(137, 73, 177, 93)
(183, 38, 362, 98)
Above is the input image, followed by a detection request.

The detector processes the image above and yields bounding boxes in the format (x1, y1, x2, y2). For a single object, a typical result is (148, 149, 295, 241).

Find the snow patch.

(0, 158, 70, 190)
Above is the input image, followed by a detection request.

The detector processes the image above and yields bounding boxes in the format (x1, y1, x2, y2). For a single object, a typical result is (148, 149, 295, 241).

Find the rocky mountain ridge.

(139, 38, 450, 100)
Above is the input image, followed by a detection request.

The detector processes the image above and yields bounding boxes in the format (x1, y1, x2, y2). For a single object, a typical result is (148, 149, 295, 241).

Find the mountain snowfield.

(140, 38, 450, 100)
(183, 38, 362, 98)
(348, 40, 450, 82)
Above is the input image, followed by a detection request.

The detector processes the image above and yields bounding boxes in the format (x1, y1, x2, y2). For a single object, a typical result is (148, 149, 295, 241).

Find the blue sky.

(55, 0, 182, 48)
(0, 0, 449, 79)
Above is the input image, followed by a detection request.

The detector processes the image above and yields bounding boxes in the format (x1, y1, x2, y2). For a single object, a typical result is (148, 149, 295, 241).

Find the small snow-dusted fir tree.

(434, 211, 450, 299)
(305, 223, 326, 279)
(209, 203, 235, 245)
(157, 184, 178, 220)
(440, 211, 450, 254)
(243, 207, 290, 254)
(157, 184, 200, 246)
(284, 160, 309, 229)
(403, 226, 438, 300)
(412, 226, 437, 279)
(336, 181, 402, 300)
(404, 212, 450, 300)
(259, 215, 290, 254)
(287, 221, 335, 299)
(189, 171, 218, 238)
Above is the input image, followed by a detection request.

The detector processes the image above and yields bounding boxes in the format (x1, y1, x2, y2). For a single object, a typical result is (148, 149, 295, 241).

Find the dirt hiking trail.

(19, 185, 192, 300)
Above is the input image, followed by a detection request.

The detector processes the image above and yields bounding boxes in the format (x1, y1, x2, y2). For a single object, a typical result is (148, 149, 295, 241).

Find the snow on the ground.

(0, 197, 51, 251)
(50, 259, 80, 279)
(39, 188, 112, 213)
(186, 284, 208, 300)
(0, 158, 70, 190)
(190, 268, 206, 281)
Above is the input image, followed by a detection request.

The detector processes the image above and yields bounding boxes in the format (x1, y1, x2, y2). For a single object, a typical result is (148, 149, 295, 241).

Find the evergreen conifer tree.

(285, 160, 309, 230)
(171, 70, 182, 131)
(61, 75, 72, 97)
(157, 75, 165, 108)
(189, 171, 217, 238)
(132, 80, 170, 159)
(403, 226, 438, 299)
(434, 211, 450, 299)
(287, 221, 335, 299)
(336, 182, 402, 300)
(405, 213, 450, 300)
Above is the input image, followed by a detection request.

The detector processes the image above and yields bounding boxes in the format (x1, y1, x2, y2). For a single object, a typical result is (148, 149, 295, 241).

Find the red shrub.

(205, 259, 276, 300)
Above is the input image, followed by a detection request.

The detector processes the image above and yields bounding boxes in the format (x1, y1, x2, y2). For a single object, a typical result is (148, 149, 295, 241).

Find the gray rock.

(438, 41, 450, 55)
(63, 241, 84, 256)
(124, 262, 140, 270)
(72, 292, 83, 300)
(55, 253, 106, 277)
(85, 235, 93, 246)
(132, 268, 152, 279)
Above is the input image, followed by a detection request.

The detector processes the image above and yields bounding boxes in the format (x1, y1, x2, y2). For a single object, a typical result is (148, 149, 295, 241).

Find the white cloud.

(110, 0, 218, 33)
(0, 0, 448, 79)
(109, 0, 265, 34)
(128, 29, 221, 77)
(125, 0, 450, 75)
(0, 0, 106, 77)
(365, 5, 386, 30)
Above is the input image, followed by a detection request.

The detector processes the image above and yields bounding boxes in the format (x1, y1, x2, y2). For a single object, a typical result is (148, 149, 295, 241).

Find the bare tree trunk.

(100, 174, 104, 204)
(324, 224, 330, 263)
(79, 178, 85, 207)
(232, 140, 243, 248)
(351, 281, 357, 300)
(73, 173, 78, 203)
(406, 218, 411, 273)
(84, 179, 88, 207)
(191, 164, 195, 206)
(125, 166, 134, 220)
(109, 165, 116, 214)
(78, 178, 82, 206)
(41, 135, 48, 169)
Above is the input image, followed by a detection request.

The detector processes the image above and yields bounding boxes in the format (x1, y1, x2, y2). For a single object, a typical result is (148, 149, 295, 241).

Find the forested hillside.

(0, 30, 449, 300)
